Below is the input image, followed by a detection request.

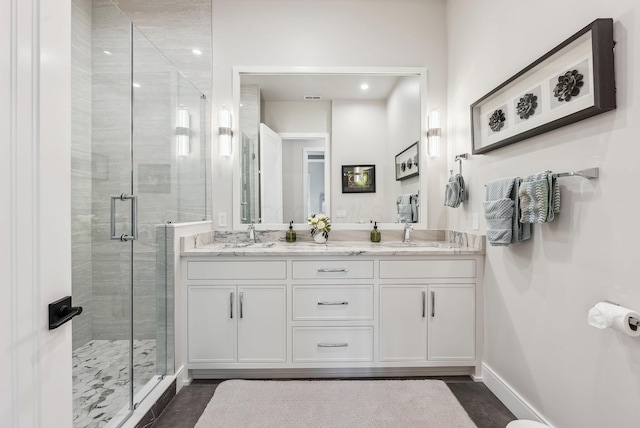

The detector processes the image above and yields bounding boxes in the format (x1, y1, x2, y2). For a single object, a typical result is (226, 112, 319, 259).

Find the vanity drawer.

(292, 260, 374, 279)
(187, 260, 287, 280)
(292, 285, 373, 320)
(292, 327, 373, 362)
(379, 260, 476, 279)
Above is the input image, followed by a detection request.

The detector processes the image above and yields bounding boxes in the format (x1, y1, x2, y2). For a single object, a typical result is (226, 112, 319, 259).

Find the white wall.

(212, 0, 448, 229)
(447, 1, 640, 427)
(332, 100, 387, 223)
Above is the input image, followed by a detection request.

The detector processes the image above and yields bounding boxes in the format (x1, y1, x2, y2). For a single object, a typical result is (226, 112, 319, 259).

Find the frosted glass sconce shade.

(219, 105, 233, 157)
(176, 106, 190, 157)
(427, 110, 441, 159)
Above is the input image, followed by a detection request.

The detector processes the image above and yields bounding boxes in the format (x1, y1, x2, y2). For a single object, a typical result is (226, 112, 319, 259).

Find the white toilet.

(506, 421, 550, 428)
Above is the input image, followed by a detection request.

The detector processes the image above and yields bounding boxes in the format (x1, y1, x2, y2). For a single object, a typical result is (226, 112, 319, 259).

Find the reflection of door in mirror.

(281, 135, 329, 223)
(259, 123, 283, 223)
(305, 150, 325, 219)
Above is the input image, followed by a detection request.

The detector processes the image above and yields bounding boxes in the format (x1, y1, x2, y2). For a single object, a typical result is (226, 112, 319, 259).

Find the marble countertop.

(181, 240, 484, 257)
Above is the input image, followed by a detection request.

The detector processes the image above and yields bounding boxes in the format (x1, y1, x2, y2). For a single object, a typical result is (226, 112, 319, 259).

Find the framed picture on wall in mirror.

(395, 141, 419, 181)
(342, 165, 376, 193)
(470, 18, 615, 155)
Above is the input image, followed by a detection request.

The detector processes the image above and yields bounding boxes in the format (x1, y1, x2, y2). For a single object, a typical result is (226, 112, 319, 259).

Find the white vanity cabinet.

(378, 260, 477, 363)
(186, 260, 287, 365)
(183, 252, 483, 377)
(379, 285, 428, 361)
(427, 284, 475, 361)
(187, 285, 287, 363)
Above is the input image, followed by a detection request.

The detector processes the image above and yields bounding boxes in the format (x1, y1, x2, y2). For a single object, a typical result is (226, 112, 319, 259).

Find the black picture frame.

(341, 165, 376, 193)
(395, 141, 419, 181)
(471, 18, 615, 155)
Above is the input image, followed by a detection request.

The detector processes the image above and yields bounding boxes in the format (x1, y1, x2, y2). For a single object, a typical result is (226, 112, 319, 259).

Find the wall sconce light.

(218, 105, 233, 157)
(427, 110, 441, 159)
(176, 105, 190, 158)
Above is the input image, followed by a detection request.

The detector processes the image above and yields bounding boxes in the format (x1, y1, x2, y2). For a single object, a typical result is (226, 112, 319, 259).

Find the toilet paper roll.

(587, 302, 640, 337)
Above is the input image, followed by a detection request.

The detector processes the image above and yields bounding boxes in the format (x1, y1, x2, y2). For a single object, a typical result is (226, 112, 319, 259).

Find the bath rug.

(195, 379, 477, 428)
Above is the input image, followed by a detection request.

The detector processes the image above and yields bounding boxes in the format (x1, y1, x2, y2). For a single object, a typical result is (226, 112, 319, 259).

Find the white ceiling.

(241, 74, 405, 102)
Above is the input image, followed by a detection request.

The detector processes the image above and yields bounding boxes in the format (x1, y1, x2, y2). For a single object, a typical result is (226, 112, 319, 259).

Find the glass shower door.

(130, 27, 208, 402)
(71, 1, 135, 426)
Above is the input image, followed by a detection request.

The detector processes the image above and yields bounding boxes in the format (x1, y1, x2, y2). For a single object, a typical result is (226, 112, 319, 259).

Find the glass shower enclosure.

(71, 1, 210, 426)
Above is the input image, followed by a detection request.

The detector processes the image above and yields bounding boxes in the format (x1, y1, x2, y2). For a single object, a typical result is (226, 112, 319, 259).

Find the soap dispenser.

(370, 221, 381, 243)
(286, 221, 297, 243)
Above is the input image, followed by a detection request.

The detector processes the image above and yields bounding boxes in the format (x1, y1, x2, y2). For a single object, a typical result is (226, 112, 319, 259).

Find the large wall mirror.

(232, 67, 427, 229)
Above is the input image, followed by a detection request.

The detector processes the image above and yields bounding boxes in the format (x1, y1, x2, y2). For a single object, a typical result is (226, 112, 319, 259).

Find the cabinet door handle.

(317, 301, 348, 306)
(230, 292, 234, 319)
(431, 291, 435, 317)
(317, 268, 348, 273)
(422, 291, 426, 318)
(239, 292, 244, 319)
(317, 343, 348, 348)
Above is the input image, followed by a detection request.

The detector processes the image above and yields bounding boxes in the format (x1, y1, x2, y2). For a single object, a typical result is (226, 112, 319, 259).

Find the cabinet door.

(379, 285, 427, 361)
(428, 285, 475, 361)
(237, 286, 287, 362)
(188, 286, 236, 363)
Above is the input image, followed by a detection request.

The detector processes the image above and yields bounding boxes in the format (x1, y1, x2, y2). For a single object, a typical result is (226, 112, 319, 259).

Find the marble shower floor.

(73, 339, 157, 428)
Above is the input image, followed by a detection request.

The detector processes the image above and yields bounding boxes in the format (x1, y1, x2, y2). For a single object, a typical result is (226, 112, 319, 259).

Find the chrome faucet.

(247, 222, 256, 243)
(403, 222, 414, 243)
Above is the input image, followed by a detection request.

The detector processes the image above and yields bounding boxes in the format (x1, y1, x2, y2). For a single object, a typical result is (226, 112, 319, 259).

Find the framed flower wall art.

(395, 141, 419, 181)
(342, 165, 376, 193)
(470, 18, 616, 155)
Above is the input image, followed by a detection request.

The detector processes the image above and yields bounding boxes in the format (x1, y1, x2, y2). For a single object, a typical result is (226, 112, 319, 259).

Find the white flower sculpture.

(307, 213, 331, 239)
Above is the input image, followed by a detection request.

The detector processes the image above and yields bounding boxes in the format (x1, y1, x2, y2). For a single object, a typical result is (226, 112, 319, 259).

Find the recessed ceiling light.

(103, 50, 112, 55)
(192, 48, 202, 56)
(360, 83, 369, 90)
(132, 83, 141, 88)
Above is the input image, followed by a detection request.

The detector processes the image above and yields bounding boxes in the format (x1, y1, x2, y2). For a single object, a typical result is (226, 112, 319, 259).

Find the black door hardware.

(48, 296, 83, 330)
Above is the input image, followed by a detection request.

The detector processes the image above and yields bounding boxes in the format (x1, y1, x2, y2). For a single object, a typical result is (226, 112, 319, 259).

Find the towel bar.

(554, 167, 599, 179)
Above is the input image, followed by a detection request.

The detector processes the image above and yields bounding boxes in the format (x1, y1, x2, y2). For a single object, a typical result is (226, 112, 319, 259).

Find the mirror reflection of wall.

(238, 71, 423, 225)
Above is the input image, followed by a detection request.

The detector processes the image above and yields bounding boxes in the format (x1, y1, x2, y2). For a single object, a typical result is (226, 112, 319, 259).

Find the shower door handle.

(110, 194, 138, 241)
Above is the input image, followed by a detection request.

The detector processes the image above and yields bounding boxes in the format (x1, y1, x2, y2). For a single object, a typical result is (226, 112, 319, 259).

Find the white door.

(379, 286, 427, 361)
(237, 286, 287, 362)
(259, 123, 283, 223)
(1, 0, 73, 425)
(188, 287, 236, 363)
(428, 285, 476, 360)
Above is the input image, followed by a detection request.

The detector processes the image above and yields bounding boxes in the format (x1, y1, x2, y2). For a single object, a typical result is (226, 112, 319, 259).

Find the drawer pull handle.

(317, 343, 348, 348)
(317, 268, 348, 273)
(239, 292, 244, 319)
(317, 301, 349, 306)
(230, 292, 234, 319)
(422, 291, 426, 318)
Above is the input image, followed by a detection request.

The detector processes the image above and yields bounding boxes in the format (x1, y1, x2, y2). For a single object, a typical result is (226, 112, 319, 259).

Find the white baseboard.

(176, 365, 191, 392)
(482, 363, 552, 427)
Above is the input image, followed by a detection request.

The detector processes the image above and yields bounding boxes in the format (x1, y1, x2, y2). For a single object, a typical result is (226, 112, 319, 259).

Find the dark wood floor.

(151, 377, 516, 428)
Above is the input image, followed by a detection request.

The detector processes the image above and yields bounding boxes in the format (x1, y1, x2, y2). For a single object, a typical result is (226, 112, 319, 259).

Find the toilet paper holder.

(605, 300, 640, 329)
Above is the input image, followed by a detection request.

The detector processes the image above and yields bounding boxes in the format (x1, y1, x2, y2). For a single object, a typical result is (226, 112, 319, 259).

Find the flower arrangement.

(307, 213, 331, 239)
